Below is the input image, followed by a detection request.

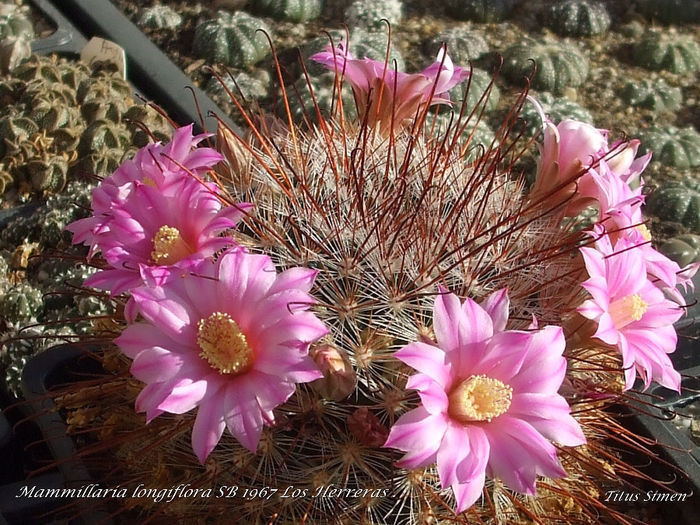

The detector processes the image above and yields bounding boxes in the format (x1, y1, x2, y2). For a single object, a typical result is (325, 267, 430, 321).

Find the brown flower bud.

(347, 407, 389, 447)
(309, 344, 356, 401)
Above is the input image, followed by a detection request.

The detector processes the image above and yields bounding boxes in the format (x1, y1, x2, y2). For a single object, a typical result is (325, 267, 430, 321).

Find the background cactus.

(255, 0, 322, 23)
(138, 4, 183, 30)
(344, 0, 403, 30)
(0, 1, 34, 41)
(193, 11, 272, 68)
(658, 234, 700, 267)
(635, 30, 700, 75)
(449, 68, 501, 114)
(637, 0, 700, 25)
(544, 0, 611, 37)
(515, 91, 594, 137)
(639, 125, 700, 169)
(646, 176, 700, 233)
(444, 0, 515, 23)
(502, 38, 589, 93)
(427, 26, 489, 66)
(619, 78, 682, 113)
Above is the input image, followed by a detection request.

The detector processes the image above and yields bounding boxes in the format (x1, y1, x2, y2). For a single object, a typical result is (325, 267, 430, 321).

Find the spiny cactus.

(659, 234, 700, 267)
(193, 11, 272, 68)
(639, 125, 700, 169)
(635, 30, 700, 75)
(428, 26, 489, 66)
(0, 281, 43, 326)
(637, 0, 700, 25)
(255, 0, 323, 23)
(502, 38, 589, 94)
(445, 0, 515, 23)
(620, 78, 682, 113)
(205, 68, 271, 112)
(344, 0, 403, 30)
(646, 176, 700, 233)
(138, 4, 183, 30)
(544, 0, 611, 37)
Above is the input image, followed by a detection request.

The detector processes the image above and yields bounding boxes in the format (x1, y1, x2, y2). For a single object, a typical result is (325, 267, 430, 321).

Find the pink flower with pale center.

(66, 126, 251, 297)
(311, 42, 469, 133)
(115, 247, 327, 462)
(384, 288, 585, 512)
(577, 232, 684, 391)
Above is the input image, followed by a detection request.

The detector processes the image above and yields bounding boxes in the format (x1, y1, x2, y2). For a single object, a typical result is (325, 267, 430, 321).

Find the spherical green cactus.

(0, 6, 34, 41)
(25, 152, 70, 193)
(12, 54, 61, 83)
(255, 0, 322, 23)
(429, 110, 495, 162)
(138, 4, 183, 30)
(658, 234, 700, 267)
(502, 38, 589, 93)
(344, 0, 403, 30)
(638, 0, 700, 25)
(445, 0, 515, 22)
(635, 30, 700, 75)
(517, 92, 594, 137)
(544, 0, 610, 37)
(286, 71, 357, 123)
(350, 29, 405, 72)
(639, 126, 700, 169)
(449, 68, 501, 114)
(78, 119, 131, 157)
(620, 78, 682, 112)
(205, 68, 271, 113)
(646, 177, 700, 233)
(193, 11, 272, 68)
(429, 26, 489, 66)
(0, 282, 43, 325)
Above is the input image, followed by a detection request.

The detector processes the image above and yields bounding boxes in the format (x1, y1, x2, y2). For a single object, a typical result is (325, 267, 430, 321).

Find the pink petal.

(508, 393, 586, 447)
(406, 374, 449, 415)
(474, 330, 531, 381)
(394, 341, 452, 388)
(156, 377, 210, 414)
(222, 379, 265, 452)
(452, 469, 486, 513)
(480, 288, 510, 332)
(384, 406, 448, 469)
(191, 393, 226, 464)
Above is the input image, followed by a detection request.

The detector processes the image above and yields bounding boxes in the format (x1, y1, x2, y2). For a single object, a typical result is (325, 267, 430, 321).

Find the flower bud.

(309, 344, 356, 401)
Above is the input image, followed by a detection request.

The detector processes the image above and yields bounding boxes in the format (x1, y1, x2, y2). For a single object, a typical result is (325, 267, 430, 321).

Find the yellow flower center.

(609, 294, 647, 329)
(636, 224, 652, 242)
(197, 312, 253, 375)
(448, 375, 513, 423)
(151, 226, 192, 264)
(142, 176, 156, 187)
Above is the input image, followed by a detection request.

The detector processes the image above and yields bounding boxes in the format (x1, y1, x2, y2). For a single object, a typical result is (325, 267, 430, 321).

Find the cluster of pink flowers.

(67, 126, 327, 462)
(311, 42, 469, 133)
(526, 99, 696, 392)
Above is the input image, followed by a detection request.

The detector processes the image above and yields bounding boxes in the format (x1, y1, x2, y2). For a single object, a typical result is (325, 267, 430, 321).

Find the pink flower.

(115, 247, 327, 462)
(577, 232, 684, 391)
(66, 126, 251, 296)
(311, 42, 469, 133)
(384, 288, 585, 512)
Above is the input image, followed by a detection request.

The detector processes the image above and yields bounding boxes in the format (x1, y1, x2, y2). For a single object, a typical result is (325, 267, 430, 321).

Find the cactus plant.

(544, 0, 611, 37)
(646, 177, 700, 233)
(193, 11, 272, 68)
(255, 0, 322, 23)
(658, 234, 700, 267)
(0, 281, 43, 326)
(619, 78, 682, 113)
(502, 38, 589, 93)
(445, 0, 515, 22)
(449, 68, 501, 114)
(138, 4, 183, 30)
(639, 126, 700, 169)
(428, 26, 489, 66)
(517, 92, 594, 137)
(635, 30, 700, 75)
(637, 0, 700, 25)
(0, 4, 34, 41)
(285, 71, 357, 123)
(344, 0, 403, 30)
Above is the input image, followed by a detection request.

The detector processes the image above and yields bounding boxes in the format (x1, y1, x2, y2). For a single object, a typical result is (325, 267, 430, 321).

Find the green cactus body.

(256, 0, 322, 23)
(545, 0, 611, 37)
(429, 26, 489, 66)
(138, 5, 183, 30)
(25, 153, 69, 193)
(0, 282, 43, 325)
(445, 0, 515, 22)
(502, 39, 589, 93)
(286, 72, 357, 123)
(646, 177, 700, 232)
(350, 29, 405, 71)
(344, 0, 403, 30)
(0, 9, 34, 41)
(636, 30, 700, 75)
(12, 54, 61, 83)
(639, 126, 700, 169)
(193, 11, 272, 68)
(449, 68, 501, 114)
(78, 119, 131, 157)
(638, 0, 700, 25)
(205, 68, 271, 110)
(659, 234, 700, 267)
(620, 78, 682, 112)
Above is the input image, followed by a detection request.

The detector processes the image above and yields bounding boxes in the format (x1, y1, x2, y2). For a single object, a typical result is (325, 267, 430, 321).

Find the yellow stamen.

(609, 294, 647, 329)
(448, 375, 512, 423)
(142, 177, 156, 187)
(151, 225, 191, 264)
(197, 312, 253, 375)
(636, 224, 652, 242)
